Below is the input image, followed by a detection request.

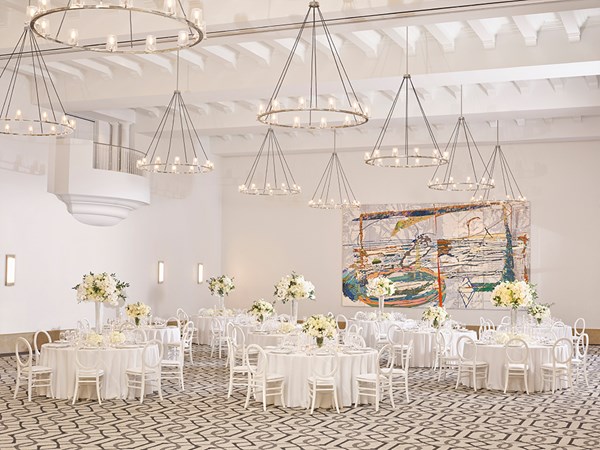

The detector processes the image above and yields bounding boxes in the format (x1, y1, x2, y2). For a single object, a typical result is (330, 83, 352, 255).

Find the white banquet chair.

(72, 347, 104, 405)
(33, 330, 52, 365)
(550, 321, 566, 340)
(436, 330, 460, 381)
(572, 318, 586, 345)
(354, 344, 395, 412)
(278, 314, 291, 323)
(161, 341, 185, 391)
(385, 339, 413, 404)
(387, 325, 410, 369)
(344, 333, 366, 349)
(226, 334, 254, 398)
(572, 333, 589, 388)
(77, 319, 91, 334)
(372, 321, 388, 349)
(14, 337, 54, 401)
(354, 311, 367, 320)
(210, 318, 228, 359)
(181, 321, 195, 365)
(244, 345, 286, 411)
(126, 340, 164, 404)
(336, 314, 348, 341)
(455, 336, 489, 392)
(307, 353, 341, 414)
(541, 338, 573, 393)
(503, 338, 530, 394)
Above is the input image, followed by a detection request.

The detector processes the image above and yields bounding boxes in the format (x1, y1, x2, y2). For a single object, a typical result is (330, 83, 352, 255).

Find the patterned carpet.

(0, 345, 598, 450)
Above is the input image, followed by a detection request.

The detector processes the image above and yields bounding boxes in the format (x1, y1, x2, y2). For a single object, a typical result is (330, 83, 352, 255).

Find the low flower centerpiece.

(85, 332, 104, 347)
(248, 299, 274, 323)
(302, 314, 336, 348)
(108, 331, 126, 345)
(125, 301, 151, 326)
(527, 303, 551, 325)
(208, 275, 235, 310)
(491, 280, 536, 331)
(274, 272, 315, 324)
(422, 305, 449, 329)
(366, 275, 396, 320)
(73, 272, 129, 332)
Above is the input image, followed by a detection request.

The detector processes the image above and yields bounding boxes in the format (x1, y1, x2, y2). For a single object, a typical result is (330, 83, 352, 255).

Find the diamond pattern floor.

(0, 346, 598, 450)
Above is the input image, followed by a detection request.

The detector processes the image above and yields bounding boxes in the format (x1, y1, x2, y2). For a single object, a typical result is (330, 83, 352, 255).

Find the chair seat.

(126, 367, 158, 376)
(506, 363, 528, 370)
(161, 360, 183, 367)
(307, 376, 336, 385)
(24, 366, 53, 374)
(233, 364, 255, 373)
(356, 373, 387, 383)
(265, 373, 285, 382)
(541, 363, 569, 370)
(77, 369, 105, 378)
(460, 361, 488, 367)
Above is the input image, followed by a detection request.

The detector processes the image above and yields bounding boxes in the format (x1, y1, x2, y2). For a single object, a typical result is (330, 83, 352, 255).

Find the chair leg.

(181, 366, 185, 391)
(333, 387, 340, 414)
(310, 384, 317, 415)
(72, 378, 79, 405)
(503, 369, 509, 394)
(455, 367, 461, 389)
(228, 370, 234, 398)
(280, 383, 285, 408)
(14, 376, 20, 399)
(524, 371, 529, 395)
(96, 378, 102, 405)
(472, 369, 477, 392)
(157, 377, 163, 401)
(140, 377, 146, 404)
(388, 383, 395, 409)
(244, 375, 252, 409)
(262, 385, 267, 412)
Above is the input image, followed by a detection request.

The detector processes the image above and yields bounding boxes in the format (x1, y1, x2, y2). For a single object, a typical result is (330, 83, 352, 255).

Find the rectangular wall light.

(5, 255, 15, 286)
(197, 263, 204, 284)
(158, 261, 164, 284)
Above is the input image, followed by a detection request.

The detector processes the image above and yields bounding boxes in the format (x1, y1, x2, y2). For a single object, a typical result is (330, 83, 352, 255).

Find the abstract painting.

(342, 202, 530, 309)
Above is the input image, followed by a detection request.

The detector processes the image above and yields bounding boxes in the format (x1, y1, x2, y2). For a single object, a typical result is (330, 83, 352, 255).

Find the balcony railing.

(93, 142, 145, 177)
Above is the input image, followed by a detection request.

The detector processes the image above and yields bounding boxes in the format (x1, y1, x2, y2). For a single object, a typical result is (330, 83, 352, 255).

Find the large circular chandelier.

(29, 0, 205, 54)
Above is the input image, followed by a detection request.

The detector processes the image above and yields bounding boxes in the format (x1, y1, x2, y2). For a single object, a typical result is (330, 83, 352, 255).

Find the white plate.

(116, 344, 140, 349)
(269, 349, 291, 354)
(44, 343, 70, 348)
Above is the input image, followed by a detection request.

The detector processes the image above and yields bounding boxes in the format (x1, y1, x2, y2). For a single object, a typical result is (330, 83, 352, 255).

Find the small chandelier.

(257, 1, 368, 130)
(428, 87, 494, 192)
(471, 121, 526, 202)
(365, 27, 448, 168)
(0, 17, 75, 137)
(30, 0, 205, 54)
(309, 130, 360, 209)
(137, 52, 213, 174)
(238, 128, 301, 196)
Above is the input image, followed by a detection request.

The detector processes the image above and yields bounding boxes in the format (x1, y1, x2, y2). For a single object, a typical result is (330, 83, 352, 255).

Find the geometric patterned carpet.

(0, 346, 598, 450)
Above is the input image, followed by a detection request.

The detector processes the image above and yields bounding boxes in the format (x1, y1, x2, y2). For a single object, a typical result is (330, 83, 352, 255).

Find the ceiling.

(1, 0, 599, 156)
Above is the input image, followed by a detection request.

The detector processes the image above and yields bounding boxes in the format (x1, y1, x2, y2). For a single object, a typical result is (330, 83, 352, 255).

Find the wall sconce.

(158, 261, 164, 284)
(197, 263, 204, 284)
(5, 255, 16, 286)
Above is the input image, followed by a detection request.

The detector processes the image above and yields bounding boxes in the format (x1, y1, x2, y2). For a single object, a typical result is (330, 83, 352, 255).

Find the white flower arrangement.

(302, 314, 336, 340)
(366, 312, 392, 321)
(274, 272, 315, 304)
(85, 332, 104, 347)
(125, 302, 151, 323)
(206, 308, 234, 317)
(491, 280, 536, 309)
(527, 303, 551, 324)
(73, 272, 128, 306)
(366, 276, 396, 298)
(207, 275, 235, 297)
(108, 331, 126, 345)
(422, 305, 449, 328)
(248, 299, 274, 322)
(278, 322, 297, 334)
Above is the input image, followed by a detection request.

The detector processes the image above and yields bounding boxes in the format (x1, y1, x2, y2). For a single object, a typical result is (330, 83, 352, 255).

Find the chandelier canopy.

(239, 128, 301, 196)
(257, 1, 368, 130)
(30, 0, 205, 54)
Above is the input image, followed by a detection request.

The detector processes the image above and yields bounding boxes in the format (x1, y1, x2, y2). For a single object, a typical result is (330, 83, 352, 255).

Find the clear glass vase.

(290, 299, 298, 324)
(510, 308, 518, 333)
(94, 302, 103, 332)
(378, 296, 385, 320)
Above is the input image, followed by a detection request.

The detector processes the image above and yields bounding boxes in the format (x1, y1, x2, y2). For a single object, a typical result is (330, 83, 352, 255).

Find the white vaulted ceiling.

(0, 0, 599, 155)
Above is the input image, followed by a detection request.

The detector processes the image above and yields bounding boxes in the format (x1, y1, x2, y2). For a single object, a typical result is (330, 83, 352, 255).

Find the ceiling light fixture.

(137, 51, 213, 174)
(309, 130, 360, 209)
(365, 27, 448, 168)
(238, 128, 301, 196)
(428, 86, 494, 192)
(471, 121, 526, 202)
(29, 0, 205, 54)
(257, 1, 368, 130)
(0, 12, 75, 137)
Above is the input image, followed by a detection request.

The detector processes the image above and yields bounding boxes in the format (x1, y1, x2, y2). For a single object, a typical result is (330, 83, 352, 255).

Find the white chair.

(455, 336, 489, 392)
(354, 344, 395, 412)
(181, 321, 195, 365)
(387, 325, 410, 369)
(541, 338, 573, 393)
(130, 328, 147, 344)
(165, 316, 182, 330)
(33, 330, 52, 365)
(478, 317, 494, 339)
(436, 330, 460, 381)
(354, 311, 367, 320)
(176, 308, 189, 336)
(307, 353, 340, 414)
(14, 337, 54, 401)
(161, 342, 185, 391)
(503, 338, 530, 394)
(197, 308, 208, 317)
(278, 314, 291, 323)
(226, 335, 254, 398)
(384, 339, 413, 404)
(550, 320, 566, 340)
(572, 333, 589, 388)
(372, 321, 388, 348)
(72, 347, 104, 405)
(499, 316, 511, 326)
(344, 333, 366, 348)
(572, 318, 585, 344)
(244, 345, 286, 411)
(210, 318, 227, 359)
(77, 319, 91, 333)
(126, 340, 164, 404)
(119, 322, 137, 332)
(335, 314, 348, 331)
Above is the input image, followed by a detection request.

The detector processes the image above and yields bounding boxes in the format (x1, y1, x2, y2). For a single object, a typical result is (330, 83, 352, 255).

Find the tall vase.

(95, 302, 103, 332)
(378, 296, 385, 320)
(510, 308, 517, 334)
(217, 295, 225, 310)
(290, 299, 298, 324)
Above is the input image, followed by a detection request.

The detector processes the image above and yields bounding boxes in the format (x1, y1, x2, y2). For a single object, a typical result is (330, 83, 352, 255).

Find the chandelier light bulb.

(15, 110, 22, 120)
(28, 125, 34, 134)
(344, 115, 351, 126)
(192, 157, 198, 165)
(68, 29, 79, 46)
(38, 19, 50, 37)
(72, 0, 84, 7)
(164, 0, 175, 15)
(392, 147, 398, 156)
(177, 30, 189, 47)
(174, 156, 180, 164)
(42, 111, 48, 121)
(191, 8, 203, 27)
(146, 35, 156, 52)
(328, 97, 336, 110)
(120, 0, 133, 7)
(298, 97, 305, 109)
(320, 117, 327, 128)
(106, 34, 118, 52)
(4, 124, 9, 132)
(293, 117, 300, 128)
(38, 0, 50, 13)
(26, 5, 38, 21)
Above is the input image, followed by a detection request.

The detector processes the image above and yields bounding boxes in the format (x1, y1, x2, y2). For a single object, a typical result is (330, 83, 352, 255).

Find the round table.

(347, 319, 418, 348)
(266, 349, 377, 408)
(40, 343, 160, 400)
(145, 326, 181, 351)
(394, 329, 477, 367)
(193, 315, 256, 345)
(246, 332, 286, 348)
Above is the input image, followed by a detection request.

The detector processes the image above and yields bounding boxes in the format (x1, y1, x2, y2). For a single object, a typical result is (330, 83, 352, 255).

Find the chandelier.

(137, 52, 213, 174)
(365, 28, 448, 168)
(309, 130, 360, 209)
(257, 1, 368, 130)
(0, 17, 75, 137)
(29, 0, 205, 54)
(471, 121, 526, 202)
(238, 128, 301, 196)
(428, 87, 494, 192)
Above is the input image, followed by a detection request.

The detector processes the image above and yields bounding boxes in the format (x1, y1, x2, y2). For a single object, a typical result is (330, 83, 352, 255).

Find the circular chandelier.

(239, 128, 301, 196)
(257, 1, 368, 130)
(29, 0, 205, 54)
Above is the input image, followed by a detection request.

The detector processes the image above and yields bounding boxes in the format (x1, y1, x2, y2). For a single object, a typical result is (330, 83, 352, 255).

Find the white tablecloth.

(527, 324, 573, 341)
(347, 319, 417, 348)
(462, 342, 570, 392)
(246, 332, 285, 348)
(266, 349, 377, 408)
(145, 327, 181, 351)
(40, 344, 160, 400)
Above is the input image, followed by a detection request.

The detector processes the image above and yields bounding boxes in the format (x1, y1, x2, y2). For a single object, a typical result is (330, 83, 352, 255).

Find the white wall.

(0, 136, 222, 334)
(221, 140, 600, 328)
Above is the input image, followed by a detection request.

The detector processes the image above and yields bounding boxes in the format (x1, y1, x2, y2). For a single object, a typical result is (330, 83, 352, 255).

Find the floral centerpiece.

(274, 272, 315, 324)
(302, 314, 336, 348)
(491, 280, 536, 309)
(108, 331, 126, 345)
(366, 275, 396, 319)
(208, 275, 235, 309)
(205, 308, 235, 317)
(527, 303, 551, 325)
(248, 299, 274, 323)
(125, 301, 151, 326)
(73, 272, 129, 306)
(279, 322, 297, 334)
(366, 312, 392, 321)
(85, 332, 104, 347)
(422, 305, 449, 328)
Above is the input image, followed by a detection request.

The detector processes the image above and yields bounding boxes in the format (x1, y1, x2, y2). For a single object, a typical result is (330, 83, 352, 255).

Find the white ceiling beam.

(512, 16, 539, 47)
(478, 83, 496, 96)
(558, 11, 582, 42)
(208, 101, 235, 114)
(273, 38, 307, 63)
(235, 99, 262, 112)
(512, 80, 531, 95)
(345, 30, 382, 58)
(136, 107, 161, 118)
(584, 75, 599, 89)
(87, 108, 137, 123)
(547, 78, 565, 92)
(444, 85, 461, 99)
(135, 54, 173, 73)
(315, 34, 344, 60)
(202, 45, 238, 68)
(382, 26, 419, 55)
(424, 22, 462, 52)
(237, 41, 272, 66)
(71, 58, 113, 79)
(45, 61, 84, 81)
(187, 103, 210, 116)
(178, 49, 205, 71)
(467, 18, 506, 49)
(103, 55, 142, 77)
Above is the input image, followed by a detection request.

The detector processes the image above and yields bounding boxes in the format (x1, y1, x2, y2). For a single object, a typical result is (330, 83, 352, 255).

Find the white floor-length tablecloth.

(40, 343, 160, 400)
(145, 327, 181, 350)
(266, 349, 377, 408)
(462, 342, 570, 392)
(347, 319, 417, 348)
(246, 332, 285, 348)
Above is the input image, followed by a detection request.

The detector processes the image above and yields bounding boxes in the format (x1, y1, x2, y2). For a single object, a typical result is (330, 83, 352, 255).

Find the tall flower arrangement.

(491, 280, 536, 309)
(274, 272, 315, 303)
(365, 276, 395, 298)
(73, 272, 129, 306)
(207, 275, 235, 297)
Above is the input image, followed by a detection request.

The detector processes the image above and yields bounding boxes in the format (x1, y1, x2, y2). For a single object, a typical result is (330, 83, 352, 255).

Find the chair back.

(130, 328, 147, 344)
(573, 318, 586, 337)
(141, 340, 164, 374)
(77, 319, 91, 333)
(245, 344, 267, 378)
(232, 325, 246, 348)
(354, 311, 366, 320)
(182, 321, 195, 346)
(376, 344, 395, 375)
(310, 352, 339, 379)
(15, 337, 33, 370)
(74, 346, 102, 373)
(499, 316, 511, 326)
(504, 338, 529, 364)
(401, 340, 414, 368)
(344, 333, 366, 348)
(435, 329, 450, 356)
(336, 314, 348, 331)
(346, 323, 359, 335)
(278, 314, 291, 323)
(211, 318, 224, 335)
(165, 316, 181, 329)
(575, 333, 589, 360)
(33, 330, 52, 364)
(176, 308, 189, 324)
(387, 324, 404, 346)
(119, 322, 136, 332)
(456, 335, 477, 362)
(552, 338, 573, 366)
(197, 308, 208, 317)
